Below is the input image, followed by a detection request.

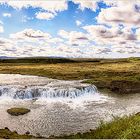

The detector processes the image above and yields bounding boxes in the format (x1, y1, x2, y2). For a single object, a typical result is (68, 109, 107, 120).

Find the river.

(0, 74, 139, 137)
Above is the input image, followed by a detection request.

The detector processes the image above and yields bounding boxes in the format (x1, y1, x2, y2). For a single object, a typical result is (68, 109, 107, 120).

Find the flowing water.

(0, 74, 139, 137)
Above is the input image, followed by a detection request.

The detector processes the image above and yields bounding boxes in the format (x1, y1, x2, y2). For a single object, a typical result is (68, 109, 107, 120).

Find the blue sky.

(0, 1, 101, 37)
(0, 0, 140, 58)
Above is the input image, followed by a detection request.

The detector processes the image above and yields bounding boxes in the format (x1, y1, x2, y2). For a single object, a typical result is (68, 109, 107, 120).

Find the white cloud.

(10, 28, 51, 40)
(136, 28, 140, 40)
(58, 30, 89, 46)
(76, 20, 82, 26)
(0, 26, 4, 33)
(103, 0, 140, 7)
(3, 13, 11, 17)
(0, 1, 67, 13)
(72, 0, 98, 11)
(97, 1, 140, 27)
(83, 25, 137, 46)
(36, 12, 56, 20)
(0, 0, 140, 58)
(0, 0, 68, 21)
(112, 43, 140, 54)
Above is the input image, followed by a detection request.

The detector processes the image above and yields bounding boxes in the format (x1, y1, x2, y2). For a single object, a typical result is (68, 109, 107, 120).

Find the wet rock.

(4, 127, 9, 130)
(135, 112, 140, 116)
(25, 131, 30, 135)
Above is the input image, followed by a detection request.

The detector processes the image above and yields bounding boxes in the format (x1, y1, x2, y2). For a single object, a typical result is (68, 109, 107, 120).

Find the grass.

(0, 127, 36, 139)
(55, 113, 140, 139)
(7, 108, 30, 116)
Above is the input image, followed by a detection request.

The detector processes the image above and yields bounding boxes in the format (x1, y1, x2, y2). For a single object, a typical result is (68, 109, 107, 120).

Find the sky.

(0, 0, 140, 58)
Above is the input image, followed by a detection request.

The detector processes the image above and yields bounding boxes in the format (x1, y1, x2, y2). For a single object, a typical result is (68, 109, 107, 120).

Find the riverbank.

(0, 57, 139, 94)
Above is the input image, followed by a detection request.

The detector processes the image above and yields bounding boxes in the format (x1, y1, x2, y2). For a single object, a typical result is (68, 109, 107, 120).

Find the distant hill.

(0, 56, 139, 64)
(0, 57, 76, 64)
(0, 56, 12, 59)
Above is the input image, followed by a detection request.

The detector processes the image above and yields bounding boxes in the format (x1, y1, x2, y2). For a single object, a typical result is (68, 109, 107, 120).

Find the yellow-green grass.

(0, 127, 36, 139)
(0, 59, 139, 80)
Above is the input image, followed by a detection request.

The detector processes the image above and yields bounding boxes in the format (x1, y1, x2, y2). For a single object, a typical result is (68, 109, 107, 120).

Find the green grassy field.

(0, 57, 139, 93)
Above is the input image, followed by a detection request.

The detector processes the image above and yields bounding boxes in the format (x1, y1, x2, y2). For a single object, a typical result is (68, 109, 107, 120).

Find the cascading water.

(0, 74, 101, 101)
(0, 85, 98, 99)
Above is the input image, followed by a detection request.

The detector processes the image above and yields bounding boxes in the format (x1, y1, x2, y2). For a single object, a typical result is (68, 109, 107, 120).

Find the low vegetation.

(7, 108, 30, 116)
(0, 127, 35, 139)
(0, 57, 139, 93)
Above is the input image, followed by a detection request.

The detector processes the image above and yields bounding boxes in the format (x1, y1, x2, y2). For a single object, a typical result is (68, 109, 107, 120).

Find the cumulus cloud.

(97, 1, 140, 27)
(3, 13, 11, 17)
(0, 36, 86, 58)
(58, 30, 88, 41)
(0, 0, 67, 20)
(0, 1, 67, 13)
(10, 29, 51, 40)
(0, 1, 139, 58)
(112, 43, 140, 54)
(36, 12, 56, 20)
(83, 25, 137, 46)
(58, 30, 89, 46)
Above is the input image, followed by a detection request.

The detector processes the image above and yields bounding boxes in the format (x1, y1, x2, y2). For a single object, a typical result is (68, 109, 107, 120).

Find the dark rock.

(135, 112, 140, 116)
(4, 127, 9, 130)
(25, 131, 30, 135)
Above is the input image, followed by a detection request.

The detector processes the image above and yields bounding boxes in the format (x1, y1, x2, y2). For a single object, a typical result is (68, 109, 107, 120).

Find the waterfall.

(0, 74, 101, 101)
(0, 85, 98, 99)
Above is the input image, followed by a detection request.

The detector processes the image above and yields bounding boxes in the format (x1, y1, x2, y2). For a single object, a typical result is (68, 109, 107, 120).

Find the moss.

(7, 108, 30, 116)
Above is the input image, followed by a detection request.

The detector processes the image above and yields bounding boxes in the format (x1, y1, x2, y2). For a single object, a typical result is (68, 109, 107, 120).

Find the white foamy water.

(0, 74, 108, 102)
(0, 74, 139, 138)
